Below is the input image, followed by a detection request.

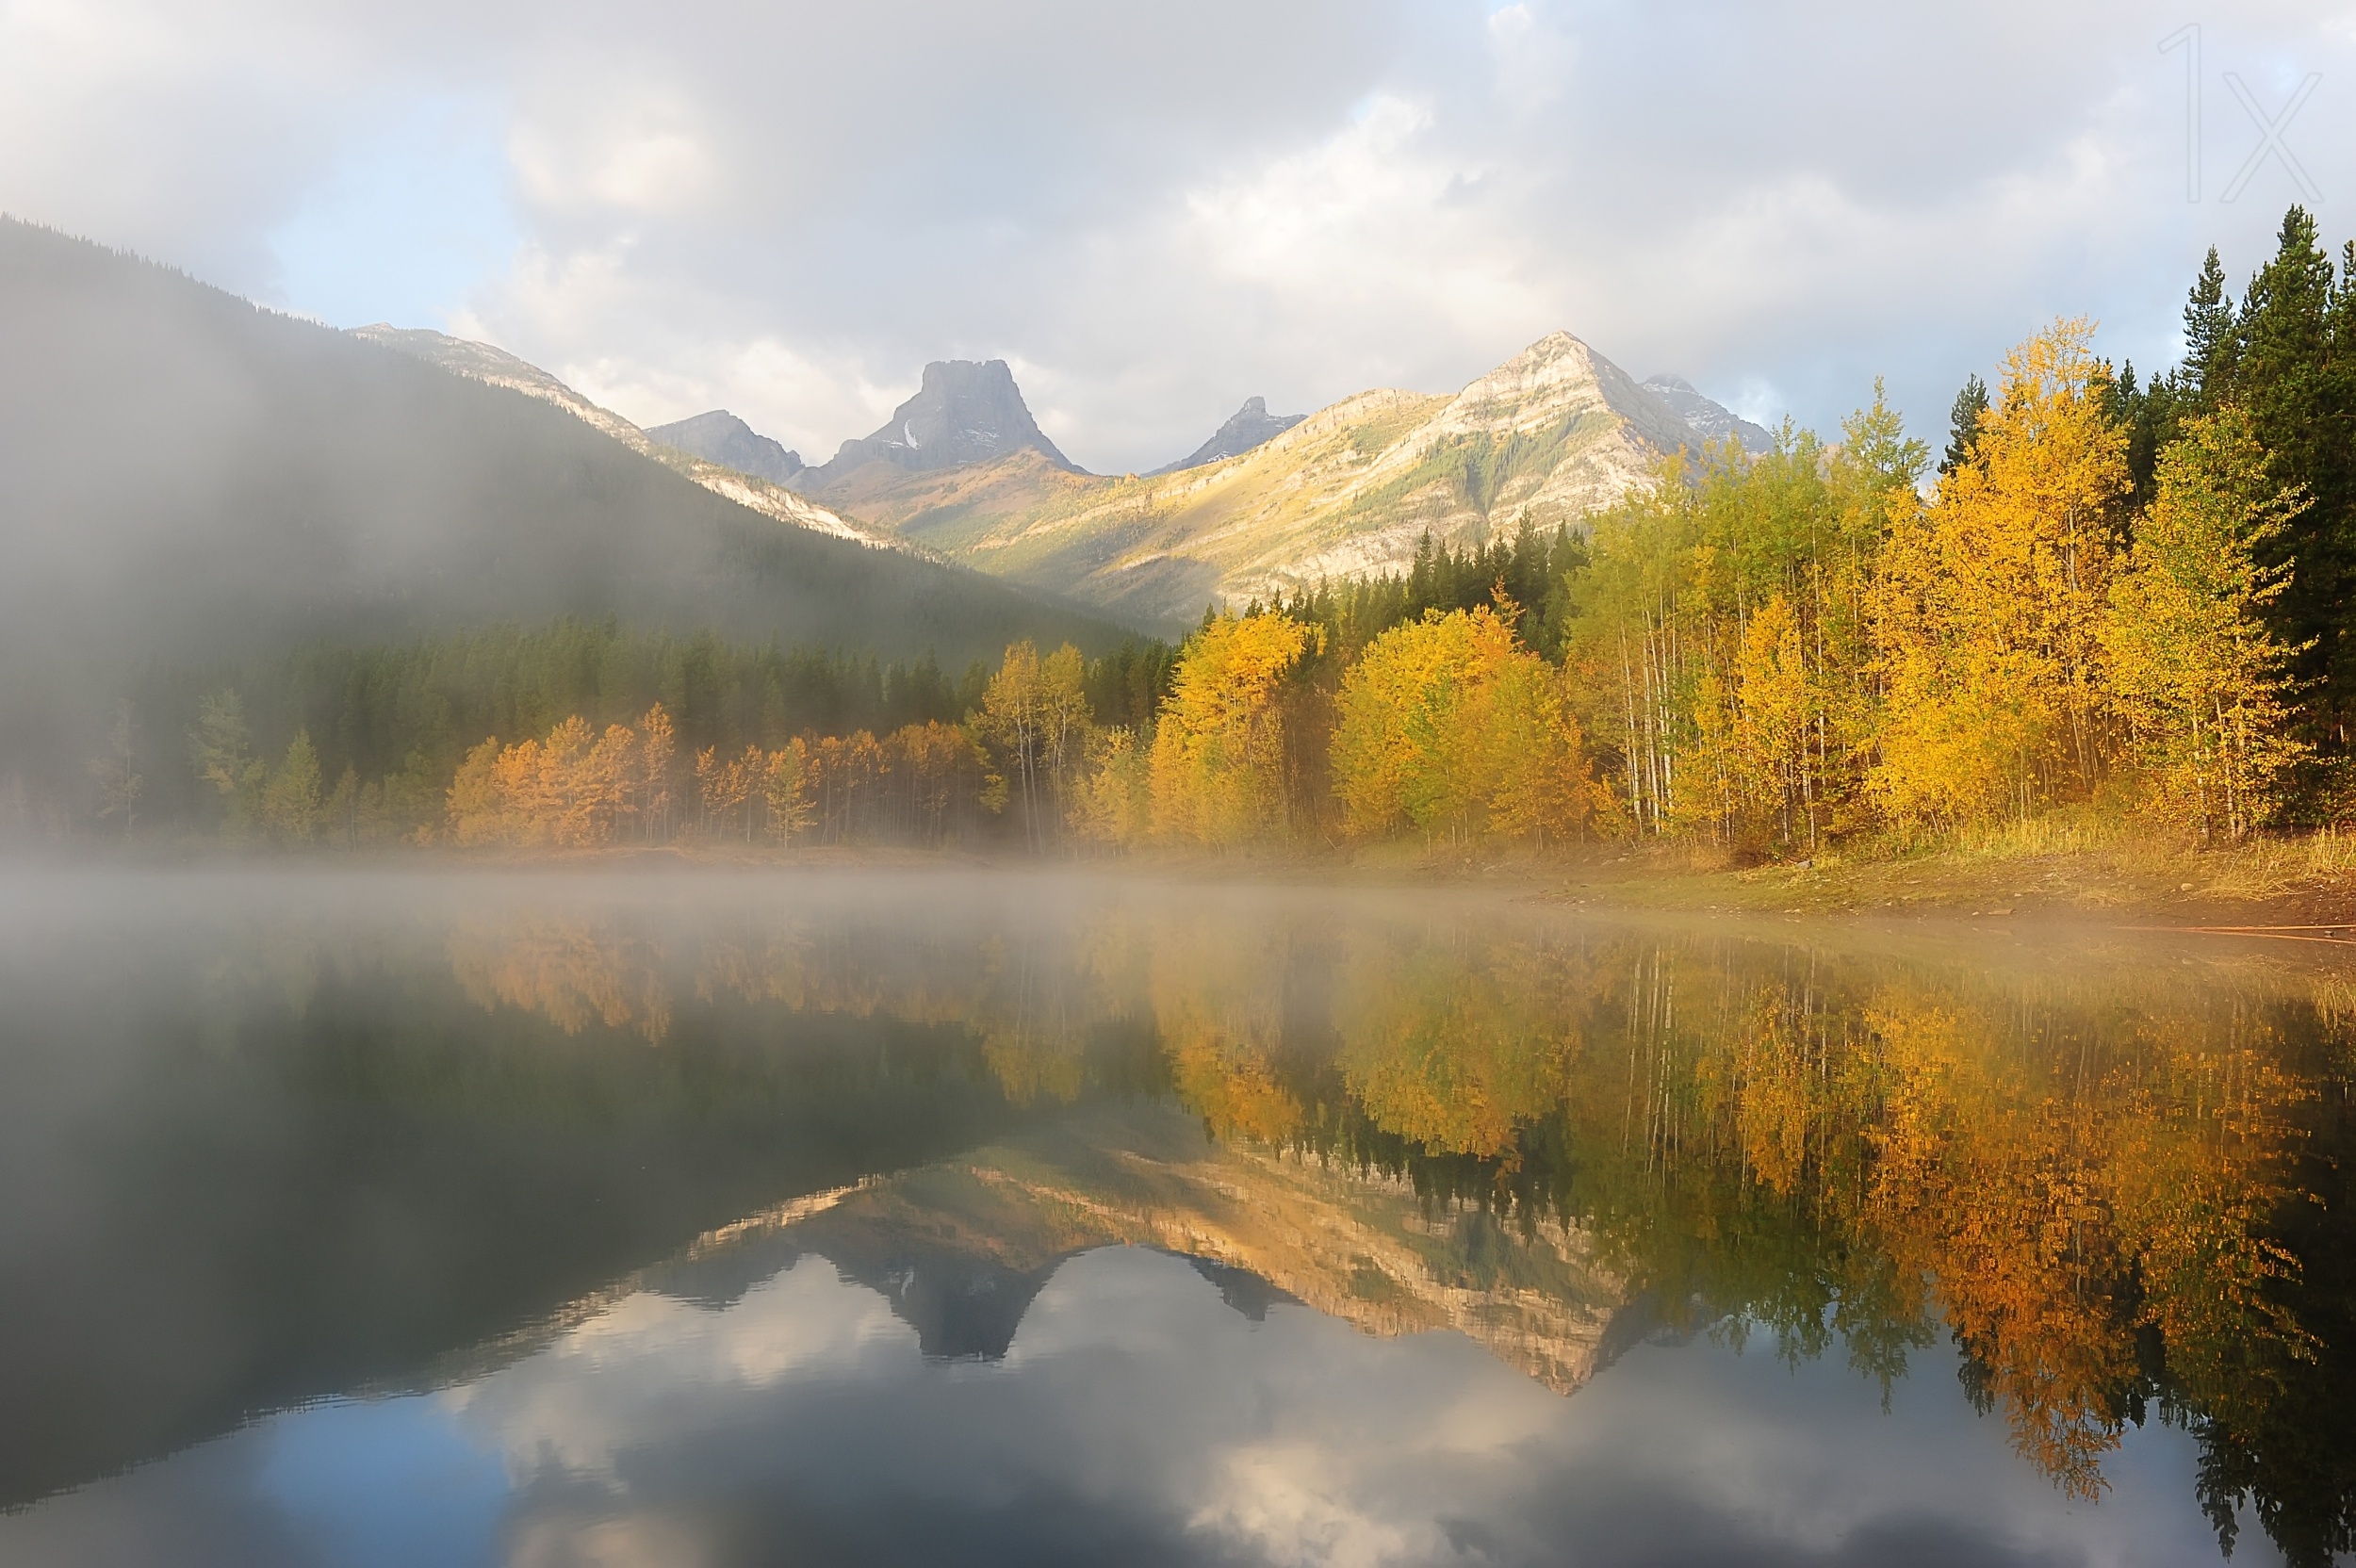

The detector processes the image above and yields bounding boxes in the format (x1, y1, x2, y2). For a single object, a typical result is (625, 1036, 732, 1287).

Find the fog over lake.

(0, 866, 2341, 1566)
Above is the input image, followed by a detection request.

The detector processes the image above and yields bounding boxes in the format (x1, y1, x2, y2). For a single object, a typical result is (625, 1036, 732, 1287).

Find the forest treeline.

(31, 205, 2356, 857)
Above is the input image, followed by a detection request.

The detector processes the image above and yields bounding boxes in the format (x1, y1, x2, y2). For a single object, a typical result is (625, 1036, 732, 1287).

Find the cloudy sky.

(3, 1, 2350, 473)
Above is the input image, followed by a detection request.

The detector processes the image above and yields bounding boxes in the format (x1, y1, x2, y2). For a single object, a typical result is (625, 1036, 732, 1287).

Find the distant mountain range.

(764, 332, 1754, 629)
(0, 208, 1779, 688)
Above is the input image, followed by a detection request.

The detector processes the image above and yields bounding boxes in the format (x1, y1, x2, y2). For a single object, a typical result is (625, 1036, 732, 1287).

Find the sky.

(2, 0, 2351, 475)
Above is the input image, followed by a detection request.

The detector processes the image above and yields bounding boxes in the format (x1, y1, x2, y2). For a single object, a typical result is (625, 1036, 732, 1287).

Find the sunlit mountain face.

(0, 868, 2346, 1566)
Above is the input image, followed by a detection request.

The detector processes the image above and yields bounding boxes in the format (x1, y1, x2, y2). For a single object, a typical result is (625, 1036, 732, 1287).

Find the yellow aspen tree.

(1332, 606, 1589, 846)
(538, 715, 597, 846)
(447, 738, 507, 845)
(693, 746, 722, 835)
(2101, 408, 2308, 839)
(764, 738, 814, 844)
(491, 737, 550, 843)
(1870, 320, 2130, 831)
(638, 703, 677, 842)
(1149, 611, 1317, 845)
(582, 723, 638, 845)
(1072, 727, 1153, 848)
(1733, 594, 1817, 848)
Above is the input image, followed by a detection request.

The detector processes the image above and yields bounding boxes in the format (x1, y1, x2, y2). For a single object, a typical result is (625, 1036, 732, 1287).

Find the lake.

(1, 866, 2346, 1567)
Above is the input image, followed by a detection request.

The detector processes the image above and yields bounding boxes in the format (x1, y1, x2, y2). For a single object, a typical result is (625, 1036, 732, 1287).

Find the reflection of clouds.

(444, 1260, 912, 1478)
(430, 1248, 2235, 1568)
(0, 1245, 2255, 1568)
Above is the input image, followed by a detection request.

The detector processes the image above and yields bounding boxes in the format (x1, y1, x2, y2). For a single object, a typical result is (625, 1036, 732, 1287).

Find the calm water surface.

(2, 866, 2349, 1567)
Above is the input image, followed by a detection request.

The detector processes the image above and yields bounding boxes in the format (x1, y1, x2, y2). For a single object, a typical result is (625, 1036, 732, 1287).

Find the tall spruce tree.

(2183, 246, 2237, 408)
(2228, 207, 2356, 758)
(1939, 373, 1989, 477)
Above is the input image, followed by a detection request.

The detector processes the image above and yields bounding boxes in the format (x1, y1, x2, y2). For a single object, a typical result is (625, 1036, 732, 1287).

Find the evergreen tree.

(2183, 246, 2237, 407)
(2229, 207, 2356, 756)
(1939, 374, 1989, 477)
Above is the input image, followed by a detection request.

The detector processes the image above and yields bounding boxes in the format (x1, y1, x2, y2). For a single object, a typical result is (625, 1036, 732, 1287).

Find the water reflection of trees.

(438, 897, 2356, 1562)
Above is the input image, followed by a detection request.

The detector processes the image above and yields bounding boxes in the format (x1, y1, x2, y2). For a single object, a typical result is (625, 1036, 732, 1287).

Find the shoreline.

(14, 833, 2356, 936)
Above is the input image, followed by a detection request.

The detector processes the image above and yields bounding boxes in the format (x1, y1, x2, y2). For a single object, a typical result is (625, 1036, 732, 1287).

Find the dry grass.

(1544, 820, 2356, 923)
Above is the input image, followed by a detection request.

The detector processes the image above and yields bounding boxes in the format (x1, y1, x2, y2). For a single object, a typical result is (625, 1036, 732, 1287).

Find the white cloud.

(3, 0, 2353, 470)
(1485, 5, 1578, 120)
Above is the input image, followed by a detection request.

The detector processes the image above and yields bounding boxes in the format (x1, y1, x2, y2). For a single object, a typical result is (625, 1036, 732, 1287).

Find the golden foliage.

(2101, 408, 2308, 839)
(1871, 321, 2131, 830)
(1332, 604, 1590, 846)
(1150, 611, 1317, 845)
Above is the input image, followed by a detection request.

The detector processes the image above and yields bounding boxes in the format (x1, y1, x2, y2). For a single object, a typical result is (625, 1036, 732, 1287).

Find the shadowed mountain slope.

(353, 326, 904, 553)
(0, 220, 1124, 686)
(813, 332, 1706, 629)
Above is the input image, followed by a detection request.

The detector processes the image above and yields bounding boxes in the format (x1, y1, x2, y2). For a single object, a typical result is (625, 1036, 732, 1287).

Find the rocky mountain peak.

(1150, 395, 1307, 475)
(646, 410, 805, 485)
(1640, 374, 1773, 454)
(799, 358, 1076, 492)
(1432, 330, 1701, 456)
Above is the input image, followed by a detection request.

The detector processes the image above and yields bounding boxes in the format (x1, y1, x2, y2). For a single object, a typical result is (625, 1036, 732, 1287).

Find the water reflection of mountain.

(430, 883, 2356, 1565)
(13, 874, 2356, 1567)
(647, 1101, 1628, 1394)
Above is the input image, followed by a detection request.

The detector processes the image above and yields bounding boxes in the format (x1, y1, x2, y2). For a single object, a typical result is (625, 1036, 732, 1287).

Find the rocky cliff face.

(1641, 375, 1772, 454)
(798, 359, 1077, 492)
(646, 409, 806, 485)
(1149, 396, 1306, 475)
(821, 330, 1708, 629)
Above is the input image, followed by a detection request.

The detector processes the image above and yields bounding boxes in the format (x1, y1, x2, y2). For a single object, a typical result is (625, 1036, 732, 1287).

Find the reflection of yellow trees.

(1154, 923, 2324, 1505)
(448, 917, 673, 1043)
(1858, 994, 2314, 1494)
(431, 892, 2329, 1508)
(1144, 915, 1304, 1142)
(1333, 937, 1577, 1159)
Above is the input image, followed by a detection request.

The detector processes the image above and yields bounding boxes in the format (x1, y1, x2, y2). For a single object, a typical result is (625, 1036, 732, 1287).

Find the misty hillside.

(0, 219, 1121, 675)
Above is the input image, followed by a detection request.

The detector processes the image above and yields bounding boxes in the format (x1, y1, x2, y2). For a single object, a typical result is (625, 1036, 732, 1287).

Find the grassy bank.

(1528, 820, 2356, 928)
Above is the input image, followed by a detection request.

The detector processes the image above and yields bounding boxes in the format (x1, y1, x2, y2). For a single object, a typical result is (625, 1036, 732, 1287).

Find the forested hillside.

(0, 220, 1126, 819)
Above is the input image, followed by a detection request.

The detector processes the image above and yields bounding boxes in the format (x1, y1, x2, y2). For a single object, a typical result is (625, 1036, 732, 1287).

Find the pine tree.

(2182, 246, 2237, 407)
(2230, 207, 2356, 755)
(1939, 374, 1989, 477)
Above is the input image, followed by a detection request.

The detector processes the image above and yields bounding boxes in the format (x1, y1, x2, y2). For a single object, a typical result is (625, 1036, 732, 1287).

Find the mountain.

(646, 409, 807, 485)
(1149, 396, 1306, 475)
(0, 219, 1126, 731)
(1641, 375, 1773, 454)
(795, 359, 1077, 493)
(352, 325, 902, 552)
(814, 331, 1706, 629)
